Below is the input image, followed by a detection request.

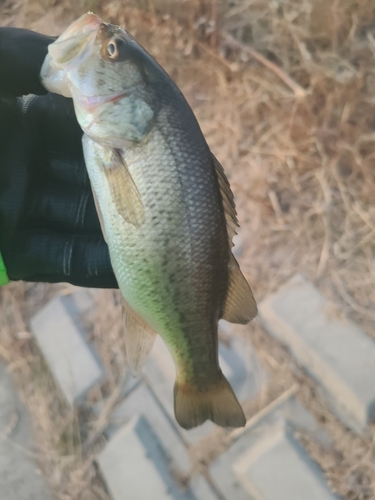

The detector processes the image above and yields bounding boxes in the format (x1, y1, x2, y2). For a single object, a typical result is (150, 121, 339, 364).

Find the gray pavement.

(16, 279, 365, 499)
(259, 274, 375, 437)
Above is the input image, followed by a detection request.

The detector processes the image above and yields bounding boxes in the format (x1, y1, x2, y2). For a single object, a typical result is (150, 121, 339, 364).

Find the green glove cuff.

(0, 253, 9, 285)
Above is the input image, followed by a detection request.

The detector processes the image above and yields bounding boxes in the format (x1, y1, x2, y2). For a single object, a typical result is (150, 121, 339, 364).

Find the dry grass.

(1, 0, 375, 498)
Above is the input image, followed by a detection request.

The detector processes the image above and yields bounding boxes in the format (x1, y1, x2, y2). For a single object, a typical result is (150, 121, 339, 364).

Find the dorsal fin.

(212, 153, 239, 247)
(212, 154, 257, 323)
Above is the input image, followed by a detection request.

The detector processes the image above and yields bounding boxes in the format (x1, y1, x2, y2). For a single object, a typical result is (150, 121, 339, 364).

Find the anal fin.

(222, 254, 257, 324)
(123, 302, 157, 377)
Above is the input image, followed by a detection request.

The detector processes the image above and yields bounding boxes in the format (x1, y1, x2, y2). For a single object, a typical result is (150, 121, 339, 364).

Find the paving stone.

(258, 274, 375, 436)
(142, 329, 267, 444)
(230, 392, 333, 450)
(30, 293, 103, 407)
(106, 383, 191, 474)
(189, 476, 219, 500)
(210, 392, 336, 498)
(0, 362, 54, 500)
(68, 288, 95, 312)
(91, 375, 141, 421)
(117, 370, 141, 397)
(210, 420, 338, 500)
(99, 415, 215, 500)
(219, 321, 268, 403)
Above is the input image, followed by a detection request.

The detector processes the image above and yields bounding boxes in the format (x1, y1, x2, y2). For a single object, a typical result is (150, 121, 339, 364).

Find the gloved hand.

(0, 28, 118, 288)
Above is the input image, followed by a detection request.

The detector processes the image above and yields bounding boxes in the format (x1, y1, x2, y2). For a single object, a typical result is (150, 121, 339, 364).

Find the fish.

(40, 13, 257, 429)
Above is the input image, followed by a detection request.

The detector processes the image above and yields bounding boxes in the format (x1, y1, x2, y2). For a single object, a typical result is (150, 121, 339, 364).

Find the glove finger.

(3, 230, 118, 289)
(26, 93, 81, 144)
(46, 152, 89, 189)
(0, 28, 55, 96)
(26, 182, 102, 233)
(23, 94, 90, 185)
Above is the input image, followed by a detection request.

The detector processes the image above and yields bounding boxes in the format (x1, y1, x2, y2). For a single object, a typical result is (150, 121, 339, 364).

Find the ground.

(0, 0, 375, 499)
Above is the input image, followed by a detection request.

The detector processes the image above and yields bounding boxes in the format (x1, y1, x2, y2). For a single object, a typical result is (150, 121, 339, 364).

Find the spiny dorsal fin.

(222, 253, 257, 324)
(104, 149, 145, 227)
(212, 153, 239, 247)
(123, 302, 157, 377)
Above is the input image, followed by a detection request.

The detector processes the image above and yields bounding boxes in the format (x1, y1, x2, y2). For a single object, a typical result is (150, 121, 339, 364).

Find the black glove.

(0, 27, 53, 96)
(0, 28, 118, 288)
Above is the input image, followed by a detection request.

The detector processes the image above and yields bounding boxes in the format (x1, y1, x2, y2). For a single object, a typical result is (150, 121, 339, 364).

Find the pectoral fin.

(123, 302, 157, 377)
(222, 254, 257, 324)
(105, 150, 145, 227)
(92, 189, 107, 243)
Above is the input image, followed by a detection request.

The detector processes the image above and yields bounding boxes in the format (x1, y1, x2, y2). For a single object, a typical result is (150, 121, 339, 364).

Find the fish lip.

(76, 91, 129, 112)
(59, 12, 103, 40)
(48, 14, 103, 64)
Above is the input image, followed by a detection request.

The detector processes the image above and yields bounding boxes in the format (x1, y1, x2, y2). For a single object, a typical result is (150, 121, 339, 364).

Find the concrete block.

(65, 289, 95, 316)
(211, 421, 338, 500)
(102, 386, 219, 499)
(0, 362, 53, 500)
(189, 476, 219, 500)
(91, 373, 141, 421)
(239, 424, 336, 500)
(258, 274, 375, 436)
(119, 371, 141, 397)
(99, 415, 197, 500)
(106, 384, 191, 474)
(30, 294, 103, 407)
(142, 331, 267, 444)
(230, 393, 333, 451)
(219, 323, 268, 403)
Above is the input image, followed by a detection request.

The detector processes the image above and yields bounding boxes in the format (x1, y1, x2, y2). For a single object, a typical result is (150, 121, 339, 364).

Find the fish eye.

(107, 38, 119, 59)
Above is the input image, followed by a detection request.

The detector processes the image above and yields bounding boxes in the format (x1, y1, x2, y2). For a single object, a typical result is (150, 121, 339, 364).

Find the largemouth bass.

(41, 13, 257, 429)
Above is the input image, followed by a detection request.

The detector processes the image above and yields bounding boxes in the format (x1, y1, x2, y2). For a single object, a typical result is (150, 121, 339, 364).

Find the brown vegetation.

(1, 1, 375, 498)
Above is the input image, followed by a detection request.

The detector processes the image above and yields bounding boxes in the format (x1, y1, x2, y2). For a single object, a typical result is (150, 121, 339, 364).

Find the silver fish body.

(41, 13, 257, 429)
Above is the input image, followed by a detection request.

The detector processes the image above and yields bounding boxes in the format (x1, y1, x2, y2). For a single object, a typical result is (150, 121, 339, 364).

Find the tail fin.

(174, 373, 246, 430)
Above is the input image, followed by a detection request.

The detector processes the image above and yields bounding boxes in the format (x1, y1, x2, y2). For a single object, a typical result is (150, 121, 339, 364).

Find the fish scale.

(41, 12, 257, 429)
(85, 122, 224, 378)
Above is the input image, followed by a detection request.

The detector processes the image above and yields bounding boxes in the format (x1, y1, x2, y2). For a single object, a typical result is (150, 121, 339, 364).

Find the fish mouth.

(75, 91, 129, 112)
(63, 12, 103, 36)
(48, 13, 103, 64)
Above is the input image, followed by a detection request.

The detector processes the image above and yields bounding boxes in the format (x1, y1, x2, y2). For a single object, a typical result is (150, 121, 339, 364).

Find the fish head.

(41, 13, 155, 147)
